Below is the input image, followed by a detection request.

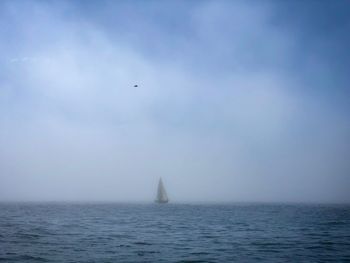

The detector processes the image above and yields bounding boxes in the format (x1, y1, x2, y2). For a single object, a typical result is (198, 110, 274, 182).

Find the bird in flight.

(134, 84, 138, 87)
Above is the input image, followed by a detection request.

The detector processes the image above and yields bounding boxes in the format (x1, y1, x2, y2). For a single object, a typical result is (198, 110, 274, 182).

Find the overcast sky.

(1, 0, 349, 203)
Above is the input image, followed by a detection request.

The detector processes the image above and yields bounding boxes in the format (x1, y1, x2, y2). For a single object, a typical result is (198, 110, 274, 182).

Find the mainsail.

(156, 178, 169, 203)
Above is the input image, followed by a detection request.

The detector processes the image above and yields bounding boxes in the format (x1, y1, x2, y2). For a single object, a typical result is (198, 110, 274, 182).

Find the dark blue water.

(1, 203, 349, 262)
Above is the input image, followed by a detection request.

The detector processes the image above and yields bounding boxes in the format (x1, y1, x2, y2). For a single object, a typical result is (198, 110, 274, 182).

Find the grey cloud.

(0, 0, 349, 203)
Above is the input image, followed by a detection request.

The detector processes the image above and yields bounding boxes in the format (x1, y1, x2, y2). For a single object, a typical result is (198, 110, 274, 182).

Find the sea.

(0, 203, 349, 262)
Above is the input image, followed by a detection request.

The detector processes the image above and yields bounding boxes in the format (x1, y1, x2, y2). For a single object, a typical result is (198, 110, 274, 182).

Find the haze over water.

(1, 1, 350, 262)
(1, 0, 350, 204)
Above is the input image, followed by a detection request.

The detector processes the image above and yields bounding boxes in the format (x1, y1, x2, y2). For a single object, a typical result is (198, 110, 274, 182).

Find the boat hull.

(155, 200, 168, 204)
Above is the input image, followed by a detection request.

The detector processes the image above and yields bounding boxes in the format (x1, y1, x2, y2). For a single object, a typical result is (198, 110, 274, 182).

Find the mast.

(156, 178, 169, 203)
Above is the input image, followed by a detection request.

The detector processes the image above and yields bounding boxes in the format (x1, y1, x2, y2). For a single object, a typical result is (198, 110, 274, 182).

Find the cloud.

(0, 0, 349, 202)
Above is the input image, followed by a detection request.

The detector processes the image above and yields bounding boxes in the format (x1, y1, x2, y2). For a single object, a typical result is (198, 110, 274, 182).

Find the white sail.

(156, 178, 169, 203)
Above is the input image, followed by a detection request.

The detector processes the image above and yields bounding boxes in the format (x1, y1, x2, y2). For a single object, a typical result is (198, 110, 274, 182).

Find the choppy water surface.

(1, 203, 349, 262)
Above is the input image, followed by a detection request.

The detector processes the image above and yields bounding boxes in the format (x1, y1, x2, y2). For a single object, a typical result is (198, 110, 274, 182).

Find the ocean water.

(0, 203, 349, 262)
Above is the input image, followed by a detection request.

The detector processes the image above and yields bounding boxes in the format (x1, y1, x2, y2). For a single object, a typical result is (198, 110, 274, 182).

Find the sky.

(0, 0, 350, 203)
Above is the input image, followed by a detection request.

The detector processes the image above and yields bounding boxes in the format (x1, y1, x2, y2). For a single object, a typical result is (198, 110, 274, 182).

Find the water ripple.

(0, 203, 349, 262)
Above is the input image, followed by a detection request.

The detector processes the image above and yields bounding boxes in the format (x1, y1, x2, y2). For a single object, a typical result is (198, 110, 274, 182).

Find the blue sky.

(0, 0, 349, 202)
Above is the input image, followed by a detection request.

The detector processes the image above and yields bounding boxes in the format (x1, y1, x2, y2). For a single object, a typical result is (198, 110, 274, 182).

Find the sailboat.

(156, 178, 169, 203)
